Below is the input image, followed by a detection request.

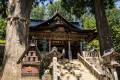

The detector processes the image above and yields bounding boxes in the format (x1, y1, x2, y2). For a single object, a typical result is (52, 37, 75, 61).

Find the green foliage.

(82, 14, 96, 29)
(47, 1, 61, 16)
(86, 40, 100, 50)
(0, 40, 5, 43)
(0, 0, 117, 18)
(61, 0, 86, 18)
(81, 14, 99, 50)
(47, 0, 75, 21)
(0, 16, 6, 40)
(83, 8, 120, 51)
(0, 0, 7, 18)
(31, 0, 76, 21)
(106, 8, 120, 52)
(61, 0, 116, 18)
(30, 6, 45, 19)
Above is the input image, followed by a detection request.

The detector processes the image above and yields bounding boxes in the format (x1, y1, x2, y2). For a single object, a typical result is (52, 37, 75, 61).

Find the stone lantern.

(102, 48, 120, 80)
(17, 40, 41, 76)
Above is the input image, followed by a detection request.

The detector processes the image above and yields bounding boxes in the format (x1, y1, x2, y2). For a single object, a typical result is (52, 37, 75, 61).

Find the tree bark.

(93, 0, 113, 55)
(1, 0, 33, 80)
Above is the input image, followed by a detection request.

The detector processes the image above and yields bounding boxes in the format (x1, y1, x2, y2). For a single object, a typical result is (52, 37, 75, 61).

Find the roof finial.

(54, 9, 59, 15)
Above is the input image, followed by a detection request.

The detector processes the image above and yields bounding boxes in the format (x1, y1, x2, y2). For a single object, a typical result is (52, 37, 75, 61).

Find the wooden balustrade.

(82, 51, 100, 58)
(78, 54, 106, 80)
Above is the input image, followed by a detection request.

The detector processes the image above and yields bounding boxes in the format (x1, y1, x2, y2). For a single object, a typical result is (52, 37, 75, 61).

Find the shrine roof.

(30, 19, 45, 27)
(29, 12, 85, 32)
(29, 12, 98, 41)
(30, 19, 81, 29)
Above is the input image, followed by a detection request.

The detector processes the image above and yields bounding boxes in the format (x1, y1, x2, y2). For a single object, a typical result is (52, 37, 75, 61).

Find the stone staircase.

(58, 59, 98, 80)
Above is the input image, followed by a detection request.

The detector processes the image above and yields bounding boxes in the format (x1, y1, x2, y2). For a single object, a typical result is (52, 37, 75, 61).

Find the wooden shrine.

(29, 12, 97, 58)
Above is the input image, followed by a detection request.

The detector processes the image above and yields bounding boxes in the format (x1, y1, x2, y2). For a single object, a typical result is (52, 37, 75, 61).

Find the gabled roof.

(29, 12, 96, 33)
(46, 47, 63, 59)
(30, 19, 81, 29)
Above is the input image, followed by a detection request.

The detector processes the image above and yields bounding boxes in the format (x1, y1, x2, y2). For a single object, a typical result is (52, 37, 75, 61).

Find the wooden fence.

(78, 54, 106, 80)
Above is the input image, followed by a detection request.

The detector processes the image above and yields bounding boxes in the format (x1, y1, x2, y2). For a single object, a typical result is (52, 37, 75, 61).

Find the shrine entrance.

(36, 40, 79, 59)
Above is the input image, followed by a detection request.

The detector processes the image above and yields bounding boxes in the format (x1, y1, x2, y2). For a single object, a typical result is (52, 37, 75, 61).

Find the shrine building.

(29, 12, 97, 59)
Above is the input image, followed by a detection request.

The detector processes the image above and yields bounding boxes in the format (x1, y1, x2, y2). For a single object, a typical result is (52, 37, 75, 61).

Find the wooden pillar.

(83, 41, 86, 51)
(53, 57, 58, 80)
(43, 39, 47, 52)
(80, 42, 83, 55)
(68, 41, 72, 60)
(49, 40, 51, 52)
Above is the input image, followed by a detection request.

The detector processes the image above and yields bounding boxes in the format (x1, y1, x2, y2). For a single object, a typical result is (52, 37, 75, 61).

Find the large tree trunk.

(94, 0, 113, 55)
(1, 0, 33, 80)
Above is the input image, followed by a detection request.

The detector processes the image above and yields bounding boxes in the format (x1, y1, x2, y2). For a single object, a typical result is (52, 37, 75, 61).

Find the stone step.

(59, 59, 98, 80)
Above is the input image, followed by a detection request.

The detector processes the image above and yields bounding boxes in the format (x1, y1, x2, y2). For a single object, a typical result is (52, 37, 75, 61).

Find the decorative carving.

(46, 47, 64, 59)
(31, 32, 85, 41)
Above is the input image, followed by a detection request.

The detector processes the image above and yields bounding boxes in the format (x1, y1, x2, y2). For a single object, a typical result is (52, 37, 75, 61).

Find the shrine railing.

(78, 54, 105, 80)
(82, 51, 101, 58)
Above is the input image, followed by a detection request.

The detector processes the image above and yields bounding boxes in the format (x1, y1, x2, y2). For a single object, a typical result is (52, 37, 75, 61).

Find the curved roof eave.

(29, 12, 96, 33)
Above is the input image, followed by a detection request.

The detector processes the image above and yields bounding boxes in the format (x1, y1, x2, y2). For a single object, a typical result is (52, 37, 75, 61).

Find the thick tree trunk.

(94, 0, 113, 55)
(1, 0, 33, 80)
